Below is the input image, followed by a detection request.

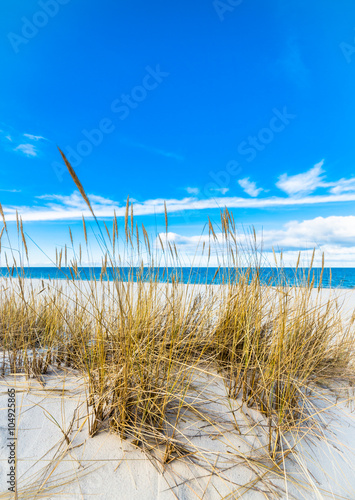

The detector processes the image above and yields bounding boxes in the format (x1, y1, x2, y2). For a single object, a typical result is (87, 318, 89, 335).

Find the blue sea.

(0, 267, 355, 289)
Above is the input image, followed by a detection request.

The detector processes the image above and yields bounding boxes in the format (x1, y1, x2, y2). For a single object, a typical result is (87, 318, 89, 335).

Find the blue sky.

(1, 0, 355, 266)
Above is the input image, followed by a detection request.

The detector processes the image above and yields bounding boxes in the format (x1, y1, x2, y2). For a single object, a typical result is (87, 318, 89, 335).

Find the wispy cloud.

(0, 188, 21, 193)
(185, 186, 229, 196)
(213, 187, 229, 195)
(23, 133, 47, 141)
(0, 124, 48, 157)
(14, 143, 38, 157)
(276, 160, 325, 196)
(238, 177, 263, 197)
(0, 159, 354, 222)
(3, 189, 355, 223)
(328, 178, 355, 195)
(185, 187, 200, 195)
(277, 160, 355, 197)
(36, 192, 117, 209)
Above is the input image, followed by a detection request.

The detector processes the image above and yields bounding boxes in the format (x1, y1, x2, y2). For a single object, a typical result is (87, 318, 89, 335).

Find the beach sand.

(0, 280, 354, 499)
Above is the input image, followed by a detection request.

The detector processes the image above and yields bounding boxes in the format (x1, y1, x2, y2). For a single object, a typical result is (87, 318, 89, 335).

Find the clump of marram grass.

(0, 150, 354, 496)
(0, 277, 65, 377)
(91, 284, 214, 446)
(209, 212, 355, 457)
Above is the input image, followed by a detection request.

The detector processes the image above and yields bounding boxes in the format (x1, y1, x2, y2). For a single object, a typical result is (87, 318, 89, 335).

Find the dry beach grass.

(0, 152, 355, 498)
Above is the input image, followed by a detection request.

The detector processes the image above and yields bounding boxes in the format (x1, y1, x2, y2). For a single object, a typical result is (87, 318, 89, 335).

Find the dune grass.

(0, 151, 354, 497)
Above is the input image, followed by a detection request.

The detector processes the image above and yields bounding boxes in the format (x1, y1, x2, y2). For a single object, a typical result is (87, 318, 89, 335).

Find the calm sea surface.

(0, 267, 355, 289)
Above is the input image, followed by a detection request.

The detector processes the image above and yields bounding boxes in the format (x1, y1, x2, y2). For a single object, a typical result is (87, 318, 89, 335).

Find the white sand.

(0, 280, 355, 498)
(1, 369, 354, 499)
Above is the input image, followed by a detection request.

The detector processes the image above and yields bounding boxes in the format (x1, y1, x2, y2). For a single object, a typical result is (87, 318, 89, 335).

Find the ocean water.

(0, 267, 354, 289)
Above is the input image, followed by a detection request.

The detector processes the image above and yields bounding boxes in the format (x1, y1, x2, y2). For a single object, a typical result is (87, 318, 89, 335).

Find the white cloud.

(263, 245, 355, 268)
(238, 177, 263, 197)
(185, 186, 229, 197)
(158, 215, 355, 267)
(328, 178, 355, 195)
(23, 133, 46, 141)
(276, 160, 325, 196)
(4, 190, 355, 223)
(0, 125, 47, 157)
(262, 215, 355, 249)
(37, 192, 117, 210)
(185, 187, 200, 195)
(14, 143, 38, 157)
(211, 187, 229, 195)
(276, 160, 355, 197)
(162, 216, 355, 251)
